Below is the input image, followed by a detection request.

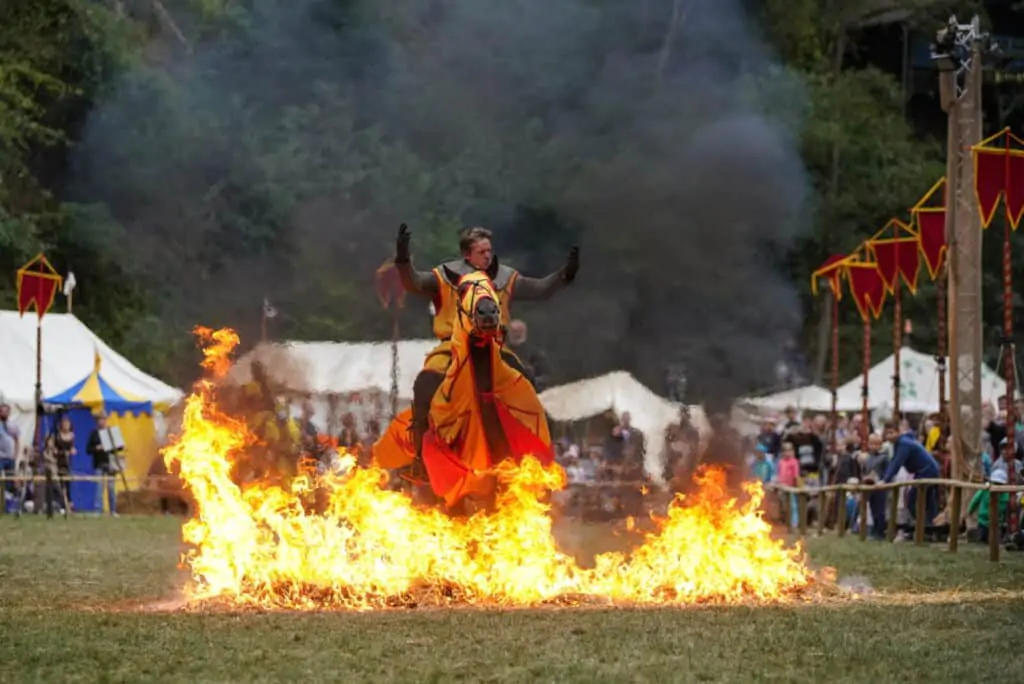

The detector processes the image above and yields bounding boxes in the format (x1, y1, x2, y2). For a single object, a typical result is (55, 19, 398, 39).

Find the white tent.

(0, 311, 184, 440)
(227, 339, 438, 397)
(740, 384, 834, 413)
(538, 371, 709, 480)
(832, 346, 1006, 413)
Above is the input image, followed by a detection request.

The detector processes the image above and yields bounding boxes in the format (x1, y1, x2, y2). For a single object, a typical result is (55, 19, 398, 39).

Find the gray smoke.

(69, 0, 809, 402)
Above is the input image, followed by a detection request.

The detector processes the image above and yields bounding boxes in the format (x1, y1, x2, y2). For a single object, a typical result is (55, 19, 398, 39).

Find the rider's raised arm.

(511, 269, 567, 301)
(395, 261, 439, 296)
(510, 245, 578, 301)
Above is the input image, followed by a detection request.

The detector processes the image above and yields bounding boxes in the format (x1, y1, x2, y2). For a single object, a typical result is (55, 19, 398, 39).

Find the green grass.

(1, 516, 1023, 683)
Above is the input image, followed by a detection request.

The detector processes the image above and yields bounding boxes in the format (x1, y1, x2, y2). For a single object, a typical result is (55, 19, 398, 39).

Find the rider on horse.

(393, 223, 579, 479)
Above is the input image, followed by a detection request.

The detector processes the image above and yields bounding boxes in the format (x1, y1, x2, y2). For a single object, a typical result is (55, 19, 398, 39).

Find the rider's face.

(465, 239, 492, 270)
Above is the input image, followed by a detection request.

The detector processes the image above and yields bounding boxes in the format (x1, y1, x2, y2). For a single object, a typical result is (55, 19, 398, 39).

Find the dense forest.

(2, 0, 1022, 405)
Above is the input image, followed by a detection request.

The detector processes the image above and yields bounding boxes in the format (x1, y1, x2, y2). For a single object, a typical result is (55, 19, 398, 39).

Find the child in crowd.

(776, 440, 800, 529)
(752, 443, 775, 485)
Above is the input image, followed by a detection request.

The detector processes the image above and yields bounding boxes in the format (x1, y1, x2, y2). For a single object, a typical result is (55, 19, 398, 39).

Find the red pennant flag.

(16, 254, 63, 320)
(915, 209, 946, 279)
(973, 128, 1024, 229)
(375, 259, 406, 309)
(869, 238, 920, 294)
(845, 262, 886, 321)
(810, 254, 849, 299)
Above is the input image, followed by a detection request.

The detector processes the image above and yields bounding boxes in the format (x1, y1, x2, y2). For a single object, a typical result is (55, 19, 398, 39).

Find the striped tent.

(43, 353, 157, 511)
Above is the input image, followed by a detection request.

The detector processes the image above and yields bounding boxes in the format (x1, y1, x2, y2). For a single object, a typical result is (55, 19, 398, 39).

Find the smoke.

(68, 0, 808, 403)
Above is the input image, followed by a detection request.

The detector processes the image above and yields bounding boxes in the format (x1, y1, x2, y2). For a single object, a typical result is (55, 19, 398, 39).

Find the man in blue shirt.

(882, 422, 940, 526)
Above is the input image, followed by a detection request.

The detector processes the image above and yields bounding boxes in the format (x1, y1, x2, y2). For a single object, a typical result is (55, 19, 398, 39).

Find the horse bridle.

(456, 278, 502, 342)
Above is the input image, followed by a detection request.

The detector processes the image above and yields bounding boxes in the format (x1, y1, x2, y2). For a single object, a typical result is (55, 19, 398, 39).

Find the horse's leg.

(409, 369, 444, 482)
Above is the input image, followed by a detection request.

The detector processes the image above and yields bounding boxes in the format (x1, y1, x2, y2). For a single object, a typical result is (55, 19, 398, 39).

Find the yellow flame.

(164, 328, 817, 609)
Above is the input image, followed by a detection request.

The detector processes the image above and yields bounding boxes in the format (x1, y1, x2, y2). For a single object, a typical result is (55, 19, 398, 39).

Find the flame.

(164, 328, 818, 610)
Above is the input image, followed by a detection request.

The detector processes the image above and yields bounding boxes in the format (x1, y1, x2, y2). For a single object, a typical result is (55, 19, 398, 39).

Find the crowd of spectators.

(746, 395, 1024, 544)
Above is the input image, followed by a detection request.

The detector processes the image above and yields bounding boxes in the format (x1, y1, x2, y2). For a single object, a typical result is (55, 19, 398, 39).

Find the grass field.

(1, 516, 1023, 683)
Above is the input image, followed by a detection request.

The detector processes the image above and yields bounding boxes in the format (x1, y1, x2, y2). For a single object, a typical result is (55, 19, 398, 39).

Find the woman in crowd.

(52, 415, 75, 510)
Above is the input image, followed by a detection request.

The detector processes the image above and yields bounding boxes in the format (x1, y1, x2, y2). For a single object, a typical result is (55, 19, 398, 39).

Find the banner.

(910, 177, 946, 279)
(16, 254, 63, 319)
(375, 259, 406, 309)
(972, 127, 1024, 229)
(868, 219, 920, 295)
(845, 261, 886, 321)
(810, 254, 849, 299)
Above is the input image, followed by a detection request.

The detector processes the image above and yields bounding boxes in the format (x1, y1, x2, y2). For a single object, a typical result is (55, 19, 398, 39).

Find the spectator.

(604, 411, 645, 473)
(967, 469, 1010, 542)
(860, 432, 890, 540)
(86, 412, 118, 517)
(786, 419, 823, 480)
(337, 413, 360, 449)
(751, 443, 774, 485)
(782, 406, 799, 431)
(776, 441, 800, 529)
(991, 437, 1023, 482)
(0, 402, 19, 509)
(882, 422, 940, 527)
(756, 418, 781, 457)
(52, 415, 75, 511)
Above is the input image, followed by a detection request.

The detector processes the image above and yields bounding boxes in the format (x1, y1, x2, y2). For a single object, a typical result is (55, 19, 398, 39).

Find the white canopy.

(227, 340, 438, 398)
(539, 371, 709, 479)
(0, 311, 184, 440)
(740, 384, 834, 413)
(833, 346, 1006, 413)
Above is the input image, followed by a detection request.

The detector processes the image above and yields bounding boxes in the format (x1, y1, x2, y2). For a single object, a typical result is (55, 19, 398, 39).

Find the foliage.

(0, 0, 1016, 392)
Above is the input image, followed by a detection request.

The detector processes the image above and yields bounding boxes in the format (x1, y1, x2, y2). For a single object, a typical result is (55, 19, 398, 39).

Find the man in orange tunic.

(391, 224, 578, 481)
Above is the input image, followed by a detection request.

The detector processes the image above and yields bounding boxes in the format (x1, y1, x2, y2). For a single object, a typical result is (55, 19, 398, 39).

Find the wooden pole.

(914, 484, 926, 545)
(1001, 161, 1018, 533)
(948, 485, 961, 552)
(988, 488, 1000, 561)
(390, 306, 400, 420)
(861, 316, 871, 444)
(937, 262, 948, 433)
(893, 227, 902, 422)
(830, 290, 839, 457)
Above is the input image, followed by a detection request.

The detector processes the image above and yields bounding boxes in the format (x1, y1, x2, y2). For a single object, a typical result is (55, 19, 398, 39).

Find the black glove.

(395, 223, 411, 263)
(564, 245, 579, 282)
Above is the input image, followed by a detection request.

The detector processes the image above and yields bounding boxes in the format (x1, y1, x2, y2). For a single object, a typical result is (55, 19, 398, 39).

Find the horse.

(373, 270, 554, 513)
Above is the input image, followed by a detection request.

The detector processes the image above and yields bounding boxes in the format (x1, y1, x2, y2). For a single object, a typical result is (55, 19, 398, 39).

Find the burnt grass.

(1, 516, 1022, 682)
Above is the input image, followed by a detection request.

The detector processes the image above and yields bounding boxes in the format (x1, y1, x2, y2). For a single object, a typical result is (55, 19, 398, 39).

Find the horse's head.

(453, 270, 502, 342)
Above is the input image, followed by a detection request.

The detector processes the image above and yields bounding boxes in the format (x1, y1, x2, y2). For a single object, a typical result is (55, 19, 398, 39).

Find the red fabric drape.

(870, 238, 920, 294)
(846, 263, 886, 321)
(16, 255, 62, 319)
(974, 132, 1024, 229)
(914, 210, 946, 279)
(810, 254, 848, 299)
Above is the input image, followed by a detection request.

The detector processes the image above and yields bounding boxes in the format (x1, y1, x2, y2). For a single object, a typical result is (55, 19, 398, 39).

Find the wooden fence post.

(887, 484, 899, 541)
(948, 485, 961, 552)
(988, 488, 1000, 562)
(914, 483, 926, 545)
(858, 490, 868, 541)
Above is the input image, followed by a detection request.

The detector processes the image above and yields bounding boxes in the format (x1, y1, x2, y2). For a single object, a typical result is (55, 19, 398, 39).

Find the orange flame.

(164, 328, 817, 609)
